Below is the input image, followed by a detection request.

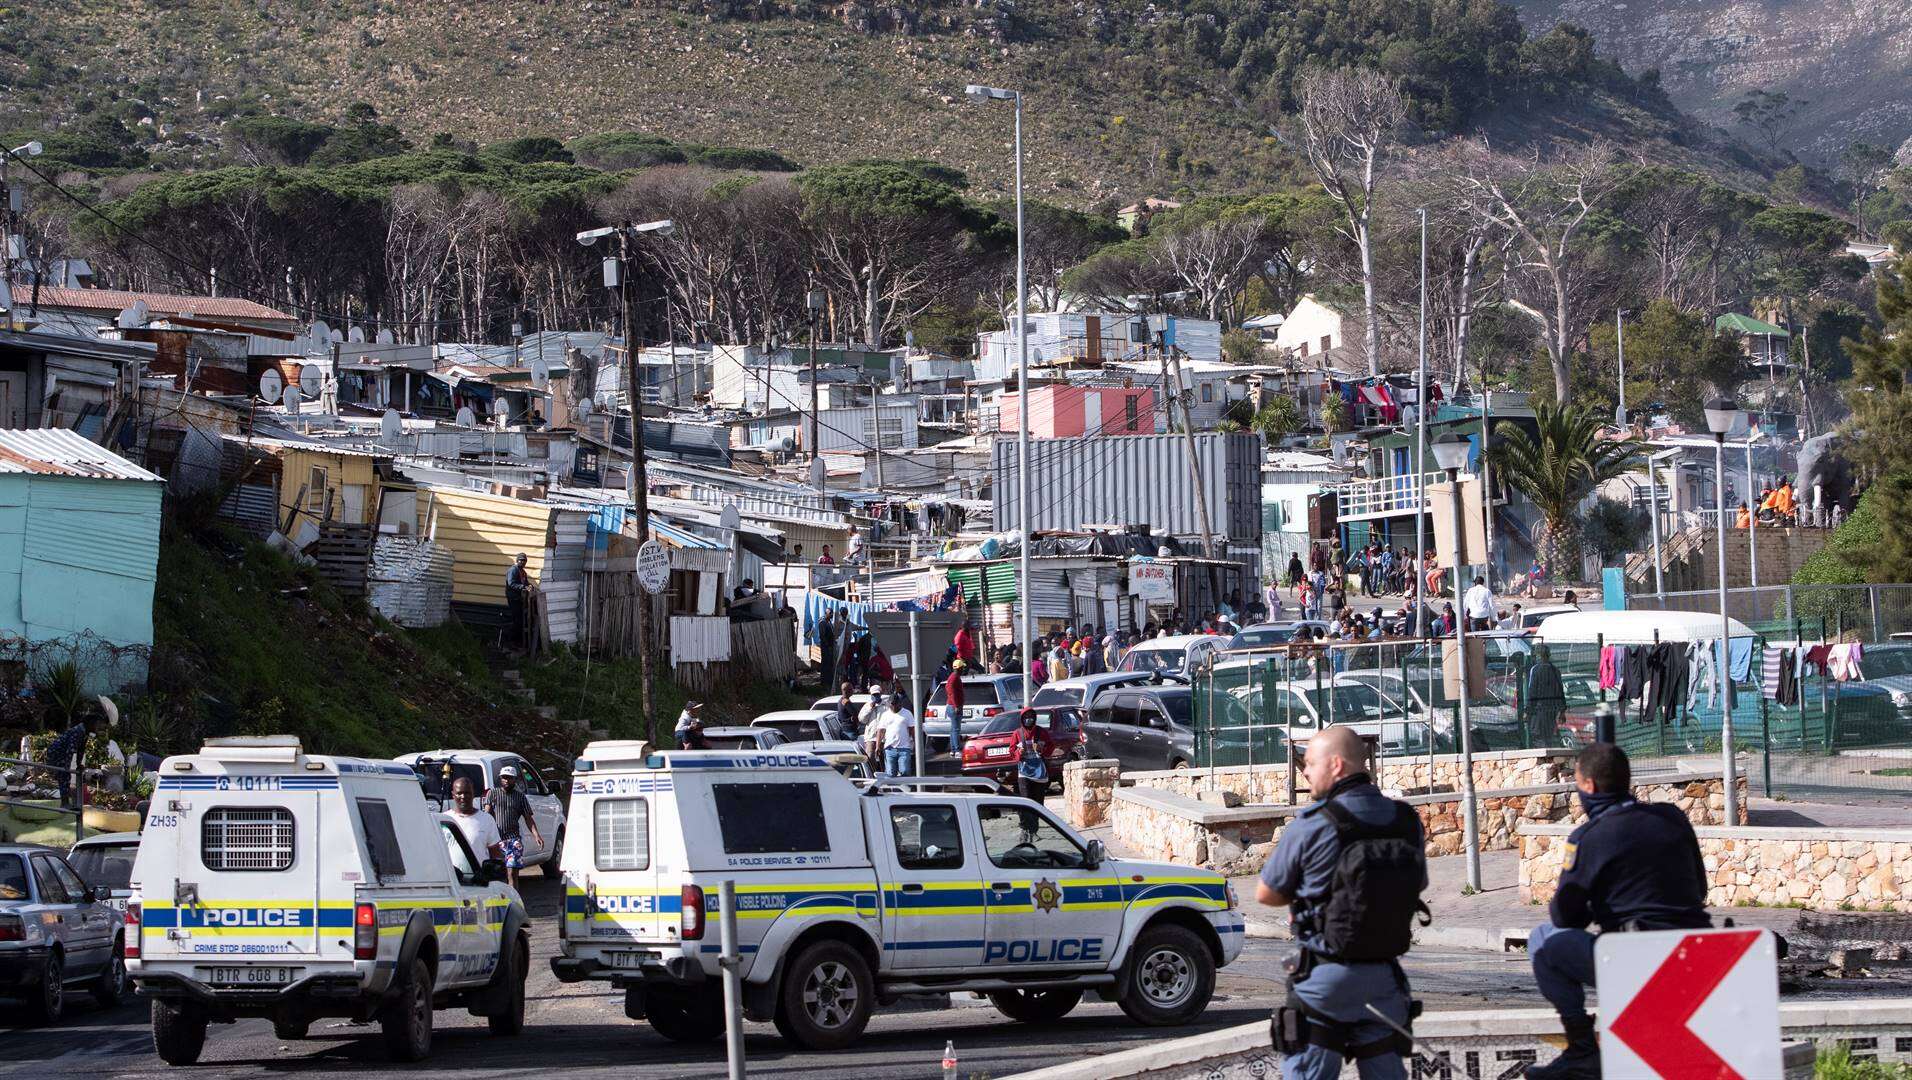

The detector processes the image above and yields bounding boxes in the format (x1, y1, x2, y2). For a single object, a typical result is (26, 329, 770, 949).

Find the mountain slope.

(1509, 0, 1912, 162)
(1, 0, 1784, 203)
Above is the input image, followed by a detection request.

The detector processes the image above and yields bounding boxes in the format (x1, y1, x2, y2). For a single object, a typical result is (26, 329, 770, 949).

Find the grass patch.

(1818, 1043, 1912, 1079)
(1870, 767, 1912, 777)
(518, 647, 811, 747)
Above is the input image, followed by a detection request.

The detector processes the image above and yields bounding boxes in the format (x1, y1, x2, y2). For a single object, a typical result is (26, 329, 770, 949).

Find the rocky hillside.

(1, 0, 1787, 203)
(1510, 0, 1912, 162)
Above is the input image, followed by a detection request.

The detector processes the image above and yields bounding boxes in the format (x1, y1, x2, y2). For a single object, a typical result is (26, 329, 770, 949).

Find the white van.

(552, 741, 1244, 1050)
(127, 738, 531, 1064)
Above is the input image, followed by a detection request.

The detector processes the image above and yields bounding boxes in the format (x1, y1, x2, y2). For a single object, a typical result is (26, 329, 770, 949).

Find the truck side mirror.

(1083, 839, 1105, 870)
(481, 857, 507, 885)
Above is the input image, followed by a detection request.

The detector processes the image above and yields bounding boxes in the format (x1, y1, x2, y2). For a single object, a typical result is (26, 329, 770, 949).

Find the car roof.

(1041, 671, 1151, 689)
(702, 726, 772, 737)
(1134, 635, 1216, 648)
(753, 710, 833, 722)
(72, 832, 142, 846)
(0, 843, 60, 855)
(781, 740, 863, 754)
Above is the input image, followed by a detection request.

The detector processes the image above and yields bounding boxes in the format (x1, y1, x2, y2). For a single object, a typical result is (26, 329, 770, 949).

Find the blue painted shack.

(0, 428, 164, 692)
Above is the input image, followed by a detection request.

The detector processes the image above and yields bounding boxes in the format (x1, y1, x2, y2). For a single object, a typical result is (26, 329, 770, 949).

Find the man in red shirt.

(943, 659, 968, 754)
(953, 622, 978, 666)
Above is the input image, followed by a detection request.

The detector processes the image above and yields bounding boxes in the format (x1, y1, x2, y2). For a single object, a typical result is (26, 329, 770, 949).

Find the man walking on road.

(1463, 576, 1497, 632)
(1523, 743, 1710, 1080)
(484, 765, 545, 890)
(448, 777, 503, 862)
(1258, 726, 1427, 1079)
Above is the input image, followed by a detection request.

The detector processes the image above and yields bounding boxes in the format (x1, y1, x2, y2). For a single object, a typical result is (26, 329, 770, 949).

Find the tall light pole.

(1705, 396, 1742, 825)
(968, 83, 1033, 701)
(1432, 432, 1481, 890)
(1745, 426, 1761, 589)
(1615, 308, 1629, 427)
(1414, 208, 1429, 637)
(579, 217, 675, 732)
(806, 280, 826, 488)
(1, 140, 45, 315)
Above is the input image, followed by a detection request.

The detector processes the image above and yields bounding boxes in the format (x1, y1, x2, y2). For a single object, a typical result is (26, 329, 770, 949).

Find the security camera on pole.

(579, 218, 675, 732)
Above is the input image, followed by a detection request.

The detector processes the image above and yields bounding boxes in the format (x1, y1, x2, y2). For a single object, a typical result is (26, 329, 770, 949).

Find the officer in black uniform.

(1258, 725, 1428, 1080)
(1525, 742, 1709, 1080)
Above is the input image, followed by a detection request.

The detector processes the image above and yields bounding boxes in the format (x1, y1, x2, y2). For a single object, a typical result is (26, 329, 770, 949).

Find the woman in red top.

(1009, 709, 1049, 801)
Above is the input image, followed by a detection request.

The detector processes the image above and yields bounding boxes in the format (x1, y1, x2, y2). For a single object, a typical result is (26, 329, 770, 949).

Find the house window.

(1200, 383, 1214, 403)
(1321, 335, 1333, 353)
(305, 466, 328, 516)
(1299, 342, 1310, 357)
(1124, 395, 1139, 432)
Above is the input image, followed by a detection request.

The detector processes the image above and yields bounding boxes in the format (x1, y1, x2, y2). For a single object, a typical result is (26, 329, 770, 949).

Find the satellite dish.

(379, 409, 402, 441)
(455, 406, 477, 427)
(281, 384, 301, 410)
(492, 396, 510, 417)
(576, 397, 594, 420)
(348, 325, 367, 343)
(375, 328, 395, 344)
(719, 505, 741, 531)
(530, 357, 550, 389)
(258, 368, 284, 402)
(298, 364, 323, 396)
(779, 436, 797, 453)
(308, 320, 331, 344)
(328, 329, 344, 343)
(117, 299, 149, 329)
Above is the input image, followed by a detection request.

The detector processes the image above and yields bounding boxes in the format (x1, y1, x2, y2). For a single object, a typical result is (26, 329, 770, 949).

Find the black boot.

(1525, 1016, 1600, 1080)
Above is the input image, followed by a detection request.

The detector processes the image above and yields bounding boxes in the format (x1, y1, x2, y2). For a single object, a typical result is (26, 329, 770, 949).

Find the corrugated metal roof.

(0, 428, 162, 481)
(23, 285, 294, 323)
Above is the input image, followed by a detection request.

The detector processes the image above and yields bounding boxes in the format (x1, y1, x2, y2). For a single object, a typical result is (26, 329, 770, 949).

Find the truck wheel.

(543, 830, 565, 878)
(1118, 924, 1214, 1026)
(488, 940, 529, 1036)
(989, 988, 1082, 1023)
(774, 940, 873, 1050)
(93, 950, 129, 1008)
(380, 957, 435, 1062)
(273, 1017, 310, 1040)
(646, 988, 725, 1042)
(152, 1000, 208, 1066)
(28, 951, 64, 1024)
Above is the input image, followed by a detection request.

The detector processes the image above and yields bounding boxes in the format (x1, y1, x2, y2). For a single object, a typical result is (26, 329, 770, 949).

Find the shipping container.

(991, 431, 1263, 543)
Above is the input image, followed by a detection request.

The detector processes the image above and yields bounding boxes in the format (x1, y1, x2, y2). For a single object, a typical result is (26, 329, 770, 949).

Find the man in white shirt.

(880, 692, 916, 776)
(1499, 602, 1523, 631)
(1463, 576, 1498, 631)
(447, 777, 503, 864)
(857, 682, 886, 732)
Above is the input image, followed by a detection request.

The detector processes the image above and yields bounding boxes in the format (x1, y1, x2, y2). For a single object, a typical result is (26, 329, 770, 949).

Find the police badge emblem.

(1033, 877, 1062, 912)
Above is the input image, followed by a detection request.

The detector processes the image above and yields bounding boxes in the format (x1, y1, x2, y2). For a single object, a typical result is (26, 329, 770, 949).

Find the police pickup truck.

(126, 738, 532, 1065)
(551, 742, 1244, 1050)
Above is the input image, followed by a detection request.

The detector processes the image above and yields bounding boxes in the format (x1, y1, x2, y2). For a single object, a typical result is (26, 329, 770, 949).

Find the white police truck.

(125, 737, 532, 1065)
(551, 742, 1245, 1049)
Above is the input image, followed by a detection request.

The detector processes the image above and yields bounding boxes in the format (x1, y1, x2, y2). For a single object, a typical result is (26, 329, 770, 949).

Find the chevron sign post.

(1595, 927, 1781, 1079)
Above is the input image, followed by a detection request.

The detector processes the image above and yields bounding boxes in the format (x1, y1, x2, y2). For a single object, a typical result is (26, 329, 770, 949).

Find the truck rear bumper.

(133, 970, 369, 1018)
(550, 952, 704, 987)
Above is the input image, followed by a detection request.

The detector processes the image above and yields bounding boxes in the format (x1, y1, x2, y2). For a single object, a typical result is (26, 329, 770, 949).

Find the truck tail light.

(124, 903, 141, 958)
(680, 885, 705, 940)
(354, 902, 378, 959)
(0, 914, 23, 942)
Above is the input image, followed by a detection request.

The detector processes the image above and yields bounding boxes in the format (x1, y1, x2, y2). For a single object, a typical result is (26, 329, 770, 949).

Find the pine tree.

(1844, 257, 1912, 579)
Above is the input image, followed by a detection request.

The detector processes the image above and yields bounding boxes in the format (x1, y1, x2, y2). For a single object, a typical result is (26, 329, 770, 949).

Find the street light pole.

(1433, 433, 1480, 891)
(1615, 308, 1628, 428)
(968, 83, 1033, 702)
(1414, 208, 1428, 637)
(1705, 397, 1742, 825)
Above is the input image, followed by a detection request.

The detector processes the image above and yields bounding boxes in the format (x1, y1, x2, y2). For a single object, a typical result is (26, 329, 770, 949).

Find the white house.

(1274, 296, 1349, 360)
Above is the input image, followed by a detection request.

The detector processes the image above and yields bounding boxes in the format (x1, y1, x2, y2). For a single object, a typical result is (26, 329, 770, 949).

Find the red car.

(959, 709, 1085, 791)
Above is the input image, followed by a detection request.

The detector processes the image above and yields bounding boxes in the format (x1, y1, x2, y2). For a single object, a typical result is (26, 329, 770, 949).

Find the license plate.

(607, 952, 645, 970)
(986, 747, 1012, 758)
(200, 966, 299, 986)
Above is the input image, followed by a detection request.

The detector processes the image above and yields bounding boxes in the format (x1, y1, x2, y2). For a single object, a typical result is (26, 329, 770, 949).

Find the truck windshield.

(68, 843, 137, 890)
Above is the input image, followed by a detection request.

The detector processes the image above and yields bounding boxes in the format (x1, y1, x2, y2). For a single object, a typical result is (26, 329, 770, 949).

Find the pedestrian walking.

(504, 552, 532, 650)
(484, 765, 545, 890)
(447, 777, 503, 862)
(942, 660, 967, 754)
(1259, 726, 1427, 1079)
(878, 693, 916, 776)
(1010, 709, 1049, 801)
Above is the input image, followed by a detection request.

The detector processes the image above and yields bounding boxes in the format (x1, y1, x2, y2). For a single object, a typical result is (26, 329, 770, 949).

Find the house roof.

(22, 285, 295, 324)
(0, 427, 162, 481)
(1716, 313, 1789, 338)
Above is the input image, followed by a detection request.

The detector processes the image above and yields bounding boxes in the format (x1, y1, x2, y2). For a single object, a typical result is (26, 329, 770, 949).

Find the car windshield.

(1304, 684, 1387, 719)
(1863, 649, 1912, 678)
(410, 761, 487, 801)
(979, 713, 1023, 735)
(1229, 627, 1297, 649)
(1119, 647, 1181, 673)
(1029, 685, 1084, 709)
(68, 843, 137, 890)
(0, 855, 27, 902)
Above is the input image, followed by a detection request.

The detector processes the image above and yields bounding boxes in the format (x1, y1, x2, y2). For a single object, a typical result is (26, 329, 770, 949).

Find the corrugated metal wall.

(422, 486, 554, 608)
(992, 432, 1263, 542)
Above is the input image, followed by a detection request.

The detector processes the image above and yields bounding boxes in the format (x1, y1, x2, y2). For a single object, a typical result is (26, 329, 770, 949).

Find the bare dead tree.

(1298, 66, 1406, 376)
(1155, 213, 1275, 325)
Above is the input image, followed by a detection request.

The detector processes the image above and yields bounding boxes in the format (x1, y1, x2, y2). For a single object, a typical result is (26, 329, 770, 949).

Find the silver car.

(0, 843, 128, 1023)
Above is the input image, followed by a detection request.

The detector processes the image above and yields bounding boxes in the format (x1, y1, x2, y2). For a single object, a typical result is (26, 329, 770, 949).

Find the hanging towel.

(1761, 648, 1783, 701)
(1688, 640, 1718, 711)
(1803, 644, 1832, 676)
(1829, 642, 1866, 681)
(1598, 646, 1619, 691)
(1728, 636, 1754, 683)
(1776, 649, 1799, 707)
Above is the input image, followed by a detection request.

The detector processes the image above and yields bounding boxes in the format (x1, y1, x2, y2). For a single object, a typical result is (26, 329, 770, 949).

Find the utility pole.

(1413, 208, 1429, 637)
(808, 281, 824, 473)
(1165, 337, 1217, 559)
(620, 230, 657, 730)
(1615, 308, 1628, 428)
(1479, 382, 1495, 591)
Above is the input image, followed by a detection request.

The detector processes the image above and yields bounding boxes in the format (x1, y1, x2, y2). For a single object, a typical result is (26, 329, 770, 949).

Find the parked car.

(697, 726, 789, 751)
(1116, 634, 1229, 678)
(959, 708, 1086, 790)
(781, 740, 873, 779)
(0, 843, 127, 1023)
(1224, 621, 1329, 651)
(395, 749, 567, 878)
(1025, 671, 1176, 720)
(1082, 685, 1198, 771)
(924, 674, 1026, 741)
(66, 832, 141, 912)
(750, 709, 856, 743)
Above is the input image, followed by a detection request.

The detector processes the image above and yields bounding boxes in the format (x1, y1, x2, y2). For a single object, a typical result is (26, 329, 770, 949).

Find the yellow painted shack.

(218, 434, 390, 538)
(417, 485, 555, 615)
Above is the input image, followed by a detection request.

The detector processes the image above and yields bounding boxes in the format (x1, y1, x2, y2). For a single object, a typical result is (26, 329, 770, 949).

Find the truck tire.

(646, 988, 725, 1042)
(989, 988, 1082, 1023)
(152, 1000, 208, 1066)
(774, 939, 873, 1050)
(27, 951, 64, 1024)
(543, 830, 565, 878)
(1118, 924, 1214, 1026)
(273, 1017, 310, 1040)
(487, 940, 528, 1036)
(380, 957, 435, 1062)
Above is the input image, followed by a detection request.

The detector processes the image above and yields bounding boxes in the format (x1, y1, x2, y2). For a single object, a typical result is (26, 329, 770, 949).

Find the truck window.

(595, 798, 651, 871)
(890, 805, 964, 871)
(712, 783, 828, 854)
(201, 807, 295, 872)
(977, 805, 1087, 870)
(355, 799, 408, 882)
(69, 843, 137, 890)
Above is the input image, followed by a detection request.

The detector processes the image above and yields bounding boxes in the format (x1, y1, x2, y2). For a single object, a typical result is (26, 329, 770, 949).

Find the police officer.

(1525, 742, 1709, 1080)
(1258, 726, 1427, 1080)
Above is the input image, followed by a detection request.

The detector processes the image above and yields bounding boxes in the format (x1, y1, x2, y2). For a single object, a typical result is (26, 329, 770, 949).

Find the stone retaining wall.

(1521, 822, 1912, 912)
(1061, 758, 1120, 829)
(1119, 747, 1575, 806)
(1112, 773, 1741, 874)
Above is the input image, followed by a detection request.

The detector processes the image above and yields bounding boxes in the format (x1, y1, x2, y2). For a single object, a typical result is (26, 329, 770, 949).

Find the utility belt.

(1268, 948, 1422, 1061)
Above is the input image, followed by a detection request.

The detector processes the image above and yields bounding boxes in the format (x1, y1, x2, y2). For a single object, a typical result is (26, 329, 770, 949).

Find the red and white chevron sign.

(1595, 928, 1781, 1079)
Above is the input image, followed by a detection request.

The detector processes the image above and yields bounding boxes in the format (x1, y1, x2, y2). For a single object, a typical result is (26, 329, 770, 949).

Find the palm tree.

(1489, 403, 1643, 578)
